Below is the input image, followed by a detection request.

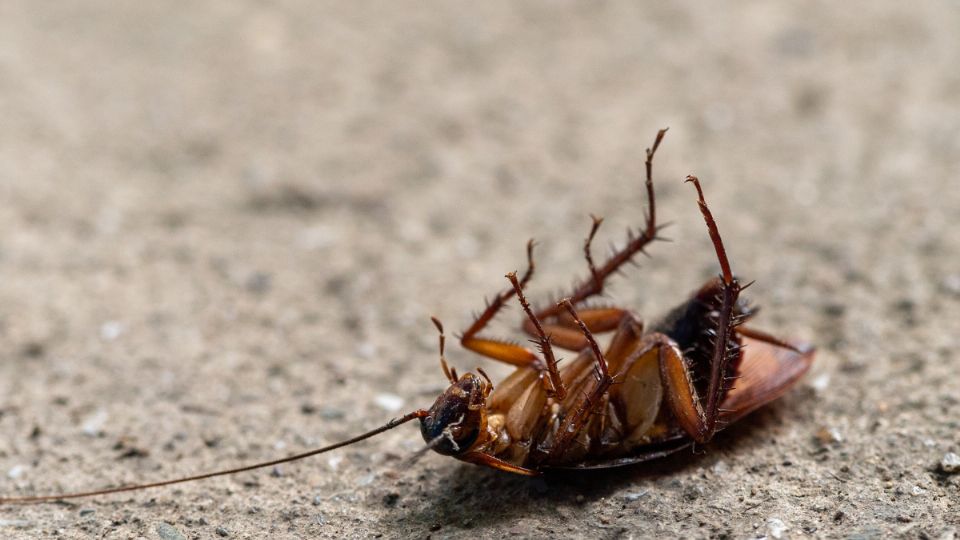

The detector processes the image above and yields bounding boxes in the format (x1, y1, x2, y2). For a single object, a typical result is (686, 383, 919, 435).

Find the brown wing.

(720, 336, 815, 422)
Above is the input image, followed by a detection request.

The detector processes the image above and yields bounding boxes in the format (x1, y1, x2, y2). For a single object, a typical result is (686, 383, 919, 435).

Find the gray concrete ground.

(1, 2, 958, 538)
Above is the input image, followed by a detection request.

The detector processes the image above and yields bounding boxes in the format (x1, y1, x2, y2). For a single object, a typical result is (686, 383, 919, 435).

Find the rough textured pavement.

(1, 2, 958, 538)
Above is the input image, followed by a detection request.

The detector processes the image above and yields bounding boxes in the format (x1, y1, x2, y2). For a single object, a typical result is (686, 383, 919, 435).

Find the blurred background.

(1, 2, 957, 538)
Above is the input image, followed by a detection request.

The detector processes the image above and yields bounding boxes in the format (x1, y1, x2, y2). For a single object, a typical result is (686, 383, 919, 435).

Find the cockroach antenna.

(0, 410, 427, 504)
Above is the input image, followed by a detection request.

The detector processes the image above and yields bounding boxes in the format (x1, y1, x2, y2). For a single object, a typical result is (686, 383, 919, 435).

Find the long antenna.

(0, 409, 427, 504)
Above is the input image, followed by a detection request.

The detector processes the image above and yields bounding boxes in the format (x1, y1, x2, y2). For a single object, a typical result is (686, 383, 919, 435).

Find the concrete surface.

(1, 2, 958, 538)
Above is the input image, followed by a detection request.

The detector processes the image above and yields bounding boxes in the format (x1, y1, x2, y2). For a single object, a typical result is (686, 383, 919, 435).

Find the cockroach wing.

(719, 336, 815, 423)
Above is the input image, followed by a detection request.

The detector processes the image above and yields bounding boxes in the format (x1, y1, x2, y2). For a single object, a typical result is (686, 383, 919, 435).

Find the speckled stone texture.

(1, 2, 958, 538)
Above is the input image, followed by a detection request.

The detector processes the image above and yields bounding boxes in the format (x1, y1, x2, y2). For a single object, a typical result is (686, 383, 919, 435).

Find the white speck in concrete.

(374, 393, 404, 412)
(767, 517, 788, 539)
(100, 321, 124, 341)
(82, 409, 109, 436)
(940, 452, 960, 473)
(6, 465, 25, 479)
(810, 373, 831, 393)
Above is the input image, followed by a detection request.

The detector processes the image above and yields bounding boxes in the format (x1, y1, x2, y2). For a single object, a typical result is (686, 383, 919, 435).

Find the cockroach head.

(419, 373, 491, 456)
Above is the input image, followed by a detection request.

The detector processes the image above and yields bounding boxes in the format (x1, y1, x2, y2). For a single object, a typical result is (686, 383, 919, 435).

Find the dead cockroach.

(0, 129, 814, 503)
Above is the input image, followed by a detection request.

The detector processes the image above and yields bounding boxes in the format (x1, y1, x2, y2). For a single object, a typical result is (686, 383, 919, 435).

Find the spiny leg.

(559, 299, 610, 382)
(584, 214, 605, 293)
(545, 299, 617, 459)
(460, 239, 541, 367)
(522, 306, 630, 352)
(507, 272, 566, 399)
(518, 212, 631, 352)
(534, 128, 669, 322)
(682, 175, 742, 442)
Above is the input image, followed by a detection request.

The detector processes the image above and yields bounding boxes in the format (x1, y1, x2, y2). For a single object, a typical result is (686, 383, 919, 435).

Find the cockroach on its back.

(0, 129, 815, 503)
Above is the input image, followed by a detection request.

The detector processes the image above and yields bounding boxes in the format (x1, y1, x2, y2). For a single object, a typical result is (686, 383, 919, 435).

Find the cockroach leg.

(507, 271, 566, 400)
(543, 299, 618, 459)
(534, 128, 668, 323)
(584, 213, 605, 292)
(736, 325, 805, 354)
(459, 240, 541, 367)
(651, 335, 711, 443)
(684, 175, 732, 285)
(559, 299, 610, 381)
(522, 306, 629, 352)
(431, 316, 457, 384)
(684, 175, 742, 441)
(459, 451, 538, 476)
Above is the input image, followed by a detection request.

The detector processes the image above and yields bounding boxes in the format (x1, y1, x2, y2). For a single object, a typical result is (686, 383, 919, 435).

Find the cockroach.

(0, 129, 814, 503)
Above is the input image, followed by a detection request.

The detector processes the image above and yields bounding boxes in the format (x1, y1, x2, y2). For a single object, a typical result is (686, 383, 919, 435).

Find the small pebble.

(6, 465, 25, 479)
(382, 492, 400, 507)
(100, 321, 124, 341)
(683, 485, 703, 501)
(156, 522, 187, 540)
(297, 225, 338, 251)
(942, 274, 960, 295)
(78, 509, 95, 517)
(940, 452, 960, 474)
(82, 409, 109, 437)
(623, 491, 648, 502)
(357, 342, 377, 360)
(374, 393, 405, 412)
(767, 517, 788, 539)
(810, 373, 831, 393)
(814, 426, 843, 446)
(216, 525, 230, 537)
